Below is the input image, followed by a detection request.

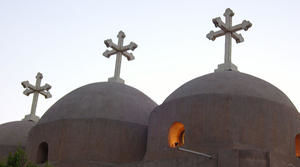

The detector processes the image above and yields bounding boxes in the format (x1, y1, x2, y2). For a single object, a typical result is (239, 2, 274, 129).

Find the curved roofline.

(0, 120, 36, 146)
(164, 71, 296, 110)
(38, 82, 157, 125)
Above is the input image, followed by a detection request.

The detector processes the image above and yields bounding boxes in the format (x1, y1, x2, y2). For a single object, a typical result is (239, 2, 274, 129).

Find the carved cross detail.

(207, 8, 252, 72)
(21, 72, 52, 122)
(103, 31, 137, 83)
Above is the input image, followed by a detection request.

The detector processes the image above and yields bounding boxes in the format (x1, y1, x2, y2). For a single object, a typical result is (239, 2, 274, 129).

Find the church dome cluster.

(0, 8, 300, 167)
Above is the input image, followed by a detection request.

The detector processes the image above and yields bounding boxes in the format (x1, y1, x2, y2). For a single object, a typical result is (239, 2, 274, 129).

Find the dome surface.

(39, 82, 157, 125)
(0, 120, 36, 160)
(27, 82, 157, 166)
(144, 71, 299, 161)
(165, 71, 295, 109)
(0, 120, 35, 146)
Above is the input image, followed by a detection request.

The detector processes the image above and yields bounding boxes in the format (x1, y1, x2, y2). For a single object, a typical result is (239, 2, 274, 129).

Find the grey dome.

(164, 71, 295, 109)
(27, 82, 157, 165)
(0, 120, 36, 146)
(0, 120, 36, 160)
(145, 71, 299, 161)
(39, 82, 157, 125)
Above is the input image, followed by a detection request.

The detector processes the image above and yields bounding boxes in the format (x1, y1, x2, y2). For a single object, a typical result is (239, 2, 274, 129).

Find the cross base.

(215, 63, 238, 72)
(108, 77, 125, 84)
(23, 114, 40, 122)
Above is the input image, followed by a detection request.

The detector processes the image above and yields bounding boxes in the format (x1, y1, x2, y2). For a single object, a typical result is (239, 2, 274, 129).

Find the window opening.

(36, 142, 48, 164)
(168, 122, 185, 148)
(296, 134, 300, 158)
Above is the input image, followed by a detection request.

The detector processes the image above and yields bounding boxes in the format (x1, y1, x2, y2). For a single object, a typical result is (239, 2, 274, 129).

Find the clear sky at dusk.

(0, 0, 299, 124)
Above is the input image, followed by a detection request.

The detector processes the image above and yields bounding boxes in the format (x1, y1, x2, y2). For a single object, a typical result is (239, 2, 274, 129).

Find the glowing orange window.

(168, 122, 185, 148)
(296, 134, 300, 157)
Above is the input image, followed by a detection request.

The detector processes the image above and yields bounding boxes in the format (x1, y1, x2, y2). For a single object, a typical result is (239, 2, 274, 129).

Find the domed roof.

(0, 120, 36, 146)
(38, 82, 157, 125)
(165, 71, 295, 109)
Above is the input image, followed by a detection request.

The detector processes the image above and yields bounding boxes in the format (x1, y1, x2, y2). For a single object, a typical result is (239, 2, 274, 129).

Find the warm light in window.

(296, 134, 300, 157)
(168, 122, 185, 148)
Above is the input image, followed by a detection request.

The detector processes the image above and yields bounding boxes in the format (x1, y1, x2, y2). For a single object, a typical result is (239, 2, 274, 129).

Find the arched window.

(296, 134, 300, 158)
(168, 122, 185, 148)
(36, 142, 48, 164)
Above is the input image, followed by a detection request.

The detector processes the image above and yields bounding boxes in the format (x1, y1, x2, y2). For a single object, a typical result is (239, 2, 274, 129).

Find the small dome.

(38, 82, 156, 125)
(27, 82, 157, 166)
(0, 120, 36, 159)
(165, 71, 295, 109)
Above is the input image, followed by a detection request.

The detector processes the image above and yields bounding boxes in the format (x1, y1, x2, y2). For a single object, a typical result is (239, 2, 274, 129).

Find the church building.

(0, 8, 299, 167)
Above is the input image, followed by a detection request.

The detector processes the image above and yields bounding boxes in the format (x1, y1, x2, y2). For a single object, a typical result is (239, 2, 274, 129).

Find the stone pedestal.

(215, 63, 238, 72)
(23, 114, 40, 122)
(108, 77, 125, 84)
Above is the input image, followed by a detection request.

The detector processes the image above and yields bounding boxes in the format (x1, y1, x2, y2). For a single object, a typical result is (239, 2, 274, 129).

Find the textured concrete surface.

(164, 71, 296, 109)
(27, 82, 157, 166)
(119, 149, 272, 167)
(145, 71, 299, 166)
(119, 156, 216, 167)
(38, 82, 157, 126)
(27, 119, 149, 165)
(0, 120, 36, 161)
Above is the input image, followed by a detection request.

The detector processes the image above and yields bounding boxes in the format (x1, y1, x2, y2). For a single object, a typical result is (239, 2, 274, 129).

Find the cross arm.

(39, 91, 52, 99)
(231, 32, 244, 43)
(212, 17, 227, 32)
(231, 20, 252, 32)
(23, 88, 35, 96)
(206, 30, 226, 41)
(122, 42, 138, 51)
(122, 51, 135, 61)
(103, 49, 118, 58)
(104, 39, 119, 51)
(21, 81, 36, 90)
(40, 83, 51, 91)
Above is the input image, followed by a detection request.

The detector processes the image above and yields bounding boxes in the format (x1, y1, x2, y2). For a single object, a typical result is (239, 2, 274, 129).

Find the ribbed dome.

(39, 82, 157, 125)
(165, 71, 295, 109)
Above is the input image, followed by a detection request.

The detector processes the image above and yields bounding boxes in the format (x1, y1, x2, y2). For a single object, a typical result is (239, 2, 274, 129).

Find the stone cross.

(21, 72, 52, 122)
(103, 31, 138, 84)
(206, 8, 252, 72)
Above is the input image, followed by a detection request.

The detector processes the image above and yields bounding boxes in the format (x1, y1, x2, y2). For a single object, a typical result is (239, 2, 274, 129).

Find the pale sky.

(0, 0, 300, 124)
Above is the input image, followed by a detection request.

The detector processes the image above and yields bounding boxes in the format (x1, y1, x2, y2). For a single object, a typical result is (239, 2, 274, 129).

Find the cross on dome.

(207, 8, 252, 72)
(103, 31, 138, 84)
(21, 72, 52, 122)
